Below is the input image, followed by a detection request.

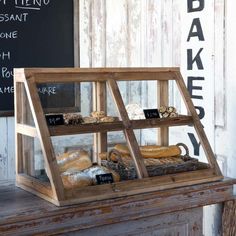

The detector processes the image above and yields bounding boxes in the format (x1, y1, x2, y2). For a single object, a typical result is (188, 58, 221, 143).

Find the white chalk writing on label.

(0, 13, 29, 22)
(0, 86, 14, 94)
(0, 31, 18, 39)
(0, 52, 11, 61)
(38, 86, 57, 95)
(0, 0, 51, 10)
(1, 67, 13, 78)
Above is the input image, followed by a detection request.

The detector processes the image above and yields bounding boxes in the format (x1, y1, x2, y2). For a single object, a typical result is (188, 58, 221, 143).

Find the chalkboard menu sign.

(0, 0, 78, 116)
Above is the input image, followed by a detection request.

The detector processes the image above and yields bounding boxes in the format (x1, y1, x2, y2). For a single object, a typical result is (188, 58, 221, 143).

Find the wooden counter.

(0, 178, 235, 236)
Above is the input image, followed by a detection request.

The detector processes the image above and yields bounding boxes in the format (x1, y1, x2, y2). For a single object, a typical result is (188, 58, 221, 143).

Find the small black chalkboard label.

(96, 173, 114, 185)
(143, 109, 160, 119)
(45, 114, 64, 126)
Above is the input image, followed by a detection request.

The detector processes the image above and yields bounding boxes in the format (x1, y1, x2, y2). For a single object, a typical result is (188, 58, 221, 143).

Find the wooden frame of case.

(14, 67, 223, 206)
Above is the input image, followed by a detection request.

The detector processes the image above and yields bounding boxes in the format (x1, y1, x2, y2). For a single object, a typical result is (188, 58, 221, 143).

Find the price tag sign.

(45, 114, 64, 126)
(143, 109, 160, 119)
(96, 173, 114, 185)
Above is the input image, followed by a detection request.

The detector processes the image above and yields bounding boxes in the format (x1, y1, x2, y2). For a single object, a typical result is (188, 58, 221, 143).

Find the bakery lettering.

(187, 0, 204, 156)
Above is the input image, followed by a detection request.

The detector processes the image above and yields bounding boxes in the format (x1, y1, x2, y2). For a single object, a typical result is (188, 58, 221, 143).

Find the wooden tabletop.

(0, 179, 235, 236)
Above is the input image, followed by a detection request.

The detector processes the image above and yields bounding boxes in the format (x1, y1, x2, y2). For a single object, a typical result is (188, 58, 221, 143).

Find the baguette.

(113, 144, 181, 159)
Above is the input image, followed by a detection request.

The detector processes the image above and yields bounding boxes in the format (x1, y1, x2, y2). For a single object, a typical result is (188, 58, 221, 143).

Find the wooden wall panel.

(7, 118, 15, 179)
(0, 118, 8, 179)
(214, 0, 226, 127)
(0, 1, 232, 235)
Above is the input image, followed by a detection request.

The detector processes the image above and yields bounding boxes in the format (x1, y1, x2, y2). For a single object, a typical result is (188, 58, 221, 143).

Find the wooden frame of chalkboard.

(0, 0, 80, 117)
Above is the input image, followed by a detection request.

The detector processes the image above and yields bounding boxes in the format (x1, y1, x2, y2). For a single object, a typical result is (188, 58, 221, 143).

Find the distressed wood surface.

(0, 179, 234, 236)
(222, 200, 236, 236)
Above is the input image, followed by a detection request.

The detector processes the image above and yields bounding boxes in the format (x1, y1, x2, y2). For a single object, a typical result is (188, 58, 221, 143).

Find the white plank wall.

(1, 0, 235, 235)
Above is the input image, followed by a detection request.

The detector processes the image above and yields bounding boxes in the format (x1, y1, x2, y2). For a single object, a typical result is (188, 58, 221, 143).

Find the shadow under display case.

(14, 67, 223, 206)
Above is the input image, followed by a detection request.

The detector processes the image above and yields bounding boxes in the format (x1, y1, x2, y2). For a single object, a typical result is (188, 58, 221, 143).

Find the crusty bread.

(57, 150, 92, 173)
(140, 145, 181, 158)
(61, 165, 120, 189)
(61, 171, 92, 189)
(113, 144, 181, 159)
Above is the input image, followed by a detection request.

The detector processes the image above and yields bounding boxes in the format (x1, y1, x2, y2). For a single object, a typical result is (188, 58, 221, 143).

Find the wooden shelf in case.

(48, 115, 193, 136)
(14, 67, 223, 206)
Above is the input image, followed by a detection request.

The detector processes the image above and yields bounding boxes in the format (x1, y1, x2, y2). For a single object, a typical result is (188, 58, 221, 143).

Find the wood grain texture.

(0, 179, 235, 235)
(107, 78, 148, 179)
(23, 78, 65, 201)
(175, 72, 222, 177)
(222, 200, 236, 236)
(93, 81, 107, 163)
(214, 0, 225, 127)
(157, 80, 169, 146)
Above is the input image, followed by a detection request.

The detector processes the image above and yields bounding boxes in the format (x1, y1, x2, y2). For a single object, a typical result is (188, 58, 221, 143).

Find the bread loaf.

(114, 144, 130, 155)
(140, 145, 181, 158)
(61, 171, 92, 189)
(61, 165, 120, 189)
(113, 144, 181, 158)
(57, 150, 92, 173)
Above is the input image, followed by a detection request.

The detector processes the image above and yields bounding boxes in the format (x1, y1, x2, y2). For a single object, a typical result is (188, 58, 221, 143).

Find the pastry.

(159, 106, 167, 113)
(167, 106, 176, 113)
(82, 116, 98, 124)
(91, 111, 105, 119)
(100, 116, 116, 123)
(63, 113, 83, 125)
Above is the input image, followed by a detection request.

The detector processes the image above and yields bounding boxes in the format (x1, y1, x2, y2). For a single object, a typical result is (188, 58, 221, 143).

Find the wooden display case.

(14, 67, 223, 206)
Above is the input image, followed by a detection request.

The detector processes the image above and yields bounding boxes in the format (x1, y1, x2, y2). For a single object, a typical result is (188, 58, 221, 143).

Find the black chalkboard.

(45, 114, 64, 126)
(0, 0, 77, 116)
(143, 109, 160, 119)
(96, 173, 114, 185)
